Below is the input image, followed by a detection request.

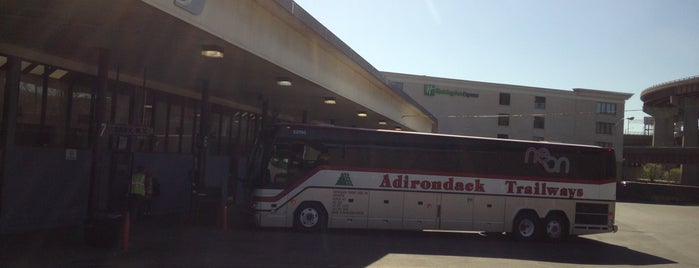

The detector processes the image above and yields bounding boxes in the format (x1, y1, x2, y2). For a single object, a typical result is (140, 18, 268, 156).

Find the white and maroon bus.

(250, 124, 617, 241)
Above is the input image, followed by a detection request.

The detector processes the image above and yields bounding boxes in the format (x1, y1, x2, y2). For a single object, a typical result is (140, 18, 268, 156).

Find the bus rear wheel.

(294, 202, 326, 232)
(543, 214, 568, 242)
(513, 212, 540, 241)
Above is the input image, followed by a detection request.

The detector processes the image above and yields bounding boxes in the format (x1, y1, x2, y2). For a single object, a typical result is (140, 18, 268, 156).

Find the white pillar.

(681, 99, 698, 185)
(643, 106, 678, 147)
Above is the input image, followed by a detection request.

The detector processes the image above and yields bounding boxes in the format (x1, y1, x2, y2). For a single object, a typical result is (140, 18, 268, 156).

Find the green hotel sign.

(424, 84, 479, 98)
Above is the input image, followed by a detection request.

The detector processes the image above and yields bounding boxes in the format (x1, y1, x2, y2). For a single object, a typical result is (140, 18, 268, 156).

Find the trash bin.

(84, 211, 123, 248)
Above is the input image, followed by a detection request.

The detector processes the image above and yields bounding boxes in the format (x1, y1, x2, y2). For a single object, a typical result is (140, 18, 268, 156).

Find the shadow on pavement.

(0, 215, 676, 267)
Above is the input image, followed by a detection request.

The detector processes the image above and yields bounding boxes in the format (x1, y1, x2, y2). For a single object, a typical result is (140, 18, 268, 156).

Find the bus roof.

(274, 123, 611, 153)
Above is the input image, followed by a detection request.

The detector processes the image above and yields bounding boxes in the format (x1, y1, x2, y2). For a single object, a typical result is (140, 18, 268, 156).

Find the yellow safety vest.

(130, 173, 146, 196)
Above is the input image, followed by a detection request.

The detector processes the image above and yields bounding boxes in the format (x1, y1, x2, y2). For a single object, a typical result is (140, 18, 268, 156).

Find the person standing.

(129, 166, 147, 219)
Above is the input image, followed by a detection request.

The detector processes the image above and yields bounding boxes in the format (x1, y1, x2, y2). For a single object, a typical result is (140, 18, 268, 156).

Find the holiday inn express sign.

(424, 84, 479, 98)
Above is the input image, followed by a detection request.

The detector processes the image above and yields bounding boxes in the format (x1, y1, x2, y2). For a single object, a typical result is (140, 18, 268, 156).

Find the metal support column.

(87, 48, 109, 216)
(197, 79, 210, 190)
(0, 55, 21, 216)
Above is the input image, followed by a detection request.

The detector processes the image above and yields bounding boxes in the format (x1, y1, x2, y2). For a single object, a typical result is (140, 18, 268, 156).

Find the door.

(368, 191, 404, 229)
(403, 192, 439, 230)
(472, 195, 505, 232)
(439, 193, 474, 230)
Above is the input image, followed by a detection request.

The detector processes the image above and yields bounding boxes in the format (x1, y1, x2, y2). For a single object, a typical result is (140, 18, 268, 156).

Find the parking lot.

(2, 202, 698, 267)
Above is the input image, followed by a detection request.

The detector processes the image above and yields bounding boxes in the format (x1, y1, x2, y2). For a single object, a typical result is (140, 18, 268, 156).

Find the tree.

(641, 164, 663, 182)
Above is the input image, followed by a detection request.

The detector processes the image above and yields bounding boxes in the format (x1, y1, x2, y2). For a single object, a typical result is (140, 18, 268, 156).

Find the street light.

(625, 117, 635, 134)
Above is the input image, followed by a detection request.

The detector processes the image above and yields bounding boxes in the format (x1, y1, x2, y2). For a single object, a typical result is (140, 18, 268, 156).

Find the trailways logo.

(379, 175, 485, 192)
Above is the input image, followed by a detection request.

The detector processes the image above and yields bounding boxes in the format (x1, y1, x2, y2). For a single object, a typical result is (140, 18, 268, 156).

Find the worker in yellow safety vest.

(129, 165, 148, 219)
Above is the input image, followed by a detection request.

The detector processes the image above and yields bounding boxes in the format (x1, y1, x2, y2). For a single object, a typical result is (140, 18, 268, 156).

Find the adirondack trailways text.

(379, 174, 584, 198)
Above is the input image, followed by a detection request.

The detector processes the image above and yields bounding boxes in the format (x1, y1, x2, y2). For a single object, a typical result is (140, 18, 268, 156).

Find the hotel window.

(497, 134, 509, 139)
(596, 122, 614, 135)
(535, 96, 546, 109)
(597, 102, 617, 115)
(499, 93, 510, 105)
(498, 113, 510, 126)
(533, 116, 545, 129)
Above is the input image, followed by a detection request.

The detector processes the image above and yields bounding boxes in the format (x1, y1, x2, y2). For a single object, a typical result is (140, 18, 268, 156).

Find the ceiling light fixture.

(201, 45, 224, 58)
(378, 120, 387, 125)
(49, 69, 68, 79)
(324, 97, 336, 105)
(357, 112, 368, 118)
(276, 77, 292, 86)
(394, 127, 402, 131)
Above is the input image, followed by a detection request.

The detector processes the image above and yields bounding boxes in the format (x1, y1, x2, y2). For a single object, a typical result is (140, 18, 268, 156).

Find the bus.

(249, 123, 618, 241)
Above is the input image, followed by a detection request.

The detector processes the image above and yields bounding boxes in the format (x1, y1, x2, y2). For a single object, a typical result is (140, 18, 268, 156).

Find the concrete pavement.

(1, 202, 698, 267)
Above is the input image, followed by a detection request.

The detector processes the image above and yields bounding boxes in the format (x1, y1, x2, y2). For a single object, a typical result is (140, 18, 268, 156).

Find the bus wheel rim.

(300, 208, 319, 227)
(518, 219, 535, 237)
(547, 220, 562, 238)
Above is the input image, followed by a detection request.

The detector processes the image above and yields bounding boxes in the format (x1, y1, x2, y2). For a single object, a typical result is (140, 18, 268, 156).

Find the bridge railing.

(644, 75, 699, 91)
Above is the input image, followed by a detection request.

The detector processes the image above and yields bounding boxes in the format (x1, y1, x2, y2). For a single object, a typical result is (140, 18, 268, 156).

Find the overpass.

(641, 75, 699, 185)
(624, 146, 699, 164)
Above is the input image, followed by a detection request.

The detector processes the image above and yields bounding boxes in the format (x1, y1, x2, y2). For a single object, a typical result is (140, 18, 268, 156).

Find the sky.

(293, 0, 699, 133)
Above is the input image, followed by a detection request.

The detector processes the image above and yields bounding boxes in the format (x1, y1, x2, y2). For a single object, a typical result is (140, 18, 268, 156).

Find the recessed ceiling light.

(201, 45, 224, 58)
(29, 65, 45, 75)
(49, 69, 68, 79)
(276, 78, 292, 86)
(394, 127, 402, 131)
(378, 120, 387, 125)
(324, 97, 336, 105)
(357, 112, 368, 118)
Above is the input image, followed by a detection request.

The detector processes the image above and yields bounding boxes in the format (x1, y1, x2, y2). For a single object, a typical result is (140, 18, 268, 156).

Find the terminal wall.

(0, 147, 91, 234)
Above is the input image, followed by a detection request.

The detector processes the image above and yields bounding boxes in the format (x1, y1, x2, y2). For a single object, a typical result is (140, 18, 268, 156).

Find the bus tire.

(294, 202, 326, 232)
(543, 213, 569, 242)
(512, 211, 540, 241)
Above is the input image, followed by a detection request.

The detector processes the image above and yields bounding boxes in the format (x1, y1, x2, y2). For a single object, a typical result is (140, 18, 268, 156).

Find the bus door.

(439, 193, 474, 230)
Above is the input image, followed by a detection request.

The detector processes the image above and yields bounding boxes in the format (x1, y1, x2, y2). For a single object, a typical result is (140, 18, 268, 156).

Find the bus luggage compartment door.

(403, 192, 439, 230)
(472, 195, 505, 232)
(439, 193, 474, 230)
(368, 191, 404, 229)
(328, 190, 369, 229)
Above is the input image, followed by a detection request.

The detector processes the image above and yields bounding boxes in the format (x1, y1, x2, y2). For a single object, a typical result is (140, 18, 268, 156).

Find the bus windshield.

(261, 142, 325, 189)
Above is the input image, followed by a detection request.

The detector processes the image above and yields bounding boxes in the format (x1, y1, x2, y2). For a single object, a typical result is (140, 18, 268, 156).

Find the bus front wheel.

(513, 212, 540, 241)
(294, 202, 326, 232)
